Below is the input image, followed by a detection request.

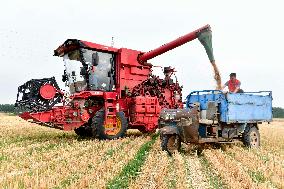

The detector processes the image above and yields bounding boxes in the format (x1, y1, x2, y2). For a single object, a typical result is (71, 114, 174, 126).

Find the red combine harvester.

(15, 24, 214, 139)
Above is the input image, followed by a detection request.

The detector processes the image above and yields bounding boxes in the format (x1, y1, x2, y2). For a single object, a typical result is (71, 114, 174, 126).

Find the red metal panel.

(148, 116, 158, 124)
(103, 92, 117, 99)
(133, 96, 146, 105)
(20, 111, 53, 122)
(129, 96, 161, 132)
(146, 97, 156, 105)
(71, 91, 104, 99)
(146, 105, 155, 113)
(133, 105, 145, 113)
(119, 48, 143, 66)
(135, 115, 144, 123)
(120, 77, 149, 92)
(155, 104, 161, 114)
(130, 67, 150, 76)
(143, 117, 149, 123)
(19, 105, 91, 131)
(117, 99, 128, 112)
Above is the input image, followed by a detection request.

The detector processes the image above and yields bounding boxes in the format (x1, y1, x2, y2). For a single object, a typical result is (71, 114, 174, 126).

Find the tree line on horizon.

(1, 104, 284, 118)
(0, 104, 25, 114)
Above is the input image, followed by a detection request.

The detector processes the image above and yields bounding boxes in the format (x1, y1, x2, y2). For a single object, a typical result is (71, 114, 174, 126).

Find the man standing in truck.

(222, 73, 243, 93)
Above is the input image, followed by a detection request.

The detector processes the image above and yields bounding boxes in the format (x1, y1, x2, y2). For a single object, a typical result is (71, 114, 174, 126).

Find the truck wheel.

(243, 125, 260, 148)
(161, 134, 181, 155)
(92, 109, 128, 140)
(74, 126, 93, 137)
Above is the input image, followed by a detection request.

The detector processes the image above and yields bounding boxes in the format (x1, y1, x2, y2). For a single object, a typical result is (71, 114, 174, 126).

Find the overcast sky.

(1, 0, 283, 107)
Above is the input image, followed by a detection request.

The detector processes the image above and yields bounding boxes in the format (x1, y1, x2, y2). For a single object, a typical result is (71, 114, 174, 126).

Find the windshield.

(63, 49, 115, 93)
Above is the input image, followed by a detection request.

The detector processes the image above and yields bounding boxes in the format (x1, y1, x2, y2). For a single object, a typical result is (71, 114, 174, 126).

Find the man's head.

(229, 73, 236, 81)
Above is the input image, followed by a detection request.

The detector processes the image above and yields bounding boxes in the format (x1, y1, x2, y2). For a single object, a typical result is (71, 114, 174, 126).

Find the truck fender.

(159, 126, 178, 135)
(244, 123, 259, 131)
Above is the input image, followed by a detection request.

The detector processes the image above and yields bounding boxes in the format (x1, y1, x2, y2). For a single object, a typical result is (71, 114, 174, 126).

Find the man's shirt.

(225, 79, 241, 92)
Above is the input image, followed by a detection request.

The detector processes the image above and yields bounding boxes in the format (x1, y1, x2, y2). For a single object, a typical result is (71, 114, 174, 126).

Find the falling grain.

(210, 61, 222, 90)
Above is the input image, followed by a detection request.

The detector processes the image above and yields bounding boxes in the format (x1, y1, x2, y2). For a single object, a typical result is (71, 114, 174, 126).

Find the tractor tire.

(243, 124, 260, 148)
(92, 108, 128, 140)
(161, 134, 181, 155)
(74, 126, 93, 137)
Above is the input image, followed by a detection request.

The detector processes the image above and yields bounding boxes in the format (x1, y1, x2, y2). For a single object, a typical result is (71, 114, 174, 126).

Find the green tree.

(273, 107, 284, 118)
(0, 104, 15, 113)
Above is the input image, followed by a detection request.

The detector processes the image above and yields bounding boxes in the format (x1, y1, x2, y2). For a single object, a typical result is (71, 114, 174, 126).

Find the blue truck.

(159, 90, 272, 154)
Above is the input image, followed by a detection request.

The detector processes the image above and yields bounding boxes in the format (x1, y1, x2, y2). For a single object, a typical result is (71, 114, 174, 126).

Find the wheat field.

(0, 113, 283, 189)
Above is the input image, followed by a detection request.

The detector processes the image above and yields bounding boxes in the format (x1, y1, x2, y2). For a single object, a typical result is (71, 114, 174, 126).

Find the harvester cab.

(54, 40, 116, 93)
(15, 24, 215, 140)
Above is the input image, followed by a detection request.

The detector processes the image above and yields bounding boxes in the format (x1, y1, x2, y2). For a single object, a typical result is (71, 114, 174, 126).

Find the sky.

(0, 0, 283, 107)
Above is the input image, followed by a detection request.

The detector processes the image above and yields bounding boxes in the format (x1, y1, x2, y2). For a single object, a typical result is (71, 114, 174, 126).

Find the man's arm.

(233, 81, 241, 93)
(221, 81, 228, 90)
(233, 86, 240, 93)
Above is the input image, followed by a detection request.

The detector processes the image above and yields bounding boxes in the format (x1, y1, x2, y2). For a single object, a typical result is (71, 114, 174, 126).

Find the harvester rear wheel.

(243, 124, 260, 148)
(92, 109, 128, 140)
(161, 134, 181, 155)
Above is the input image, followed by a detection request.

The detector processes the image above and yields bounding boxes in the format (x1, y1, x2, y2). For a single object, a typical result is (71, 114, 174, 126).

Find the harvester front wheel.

(243, 124, 260, 148)
(92, 109, 128, 140)
(161, 134, 181, 155)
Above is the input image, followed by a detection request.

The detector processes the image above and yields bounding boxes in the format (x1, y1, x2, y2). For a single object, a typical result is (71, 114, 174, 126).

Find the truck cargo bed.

(186, 90, 272, 123)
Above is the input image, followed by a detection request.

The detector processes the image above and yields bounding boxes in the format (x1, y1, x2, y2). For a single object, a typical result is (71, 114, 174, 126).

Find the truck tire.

(161, 134, 181, 155)
(92, 108, 128, 140)
(243, 124, 260, 148)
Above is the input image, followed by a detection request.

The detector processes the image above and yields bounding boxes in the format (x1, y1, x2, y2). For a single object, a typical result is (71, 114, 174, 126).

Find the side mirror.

(92, 52, 99, 66)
